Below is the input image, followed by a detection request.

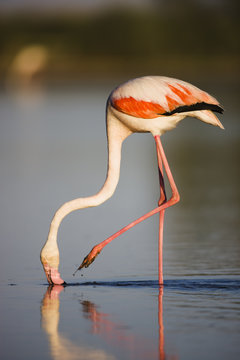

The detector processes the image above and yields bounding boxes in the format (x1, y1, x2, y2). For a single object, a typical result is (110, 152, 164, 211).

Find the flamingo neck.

(46, 109, 131, 246)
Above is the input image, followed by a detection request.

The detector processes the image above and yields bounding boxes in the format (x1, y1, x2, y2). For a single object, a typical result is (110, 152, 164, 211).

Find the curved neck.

(47, 107, 132, 245)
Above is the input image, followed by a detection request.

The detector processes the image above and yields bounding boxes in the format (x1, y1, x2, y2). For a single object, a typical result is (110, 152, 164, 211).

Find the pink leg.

(156, 139, 167, 285)
(158, 211, 165, 285)
(75, 135, 180, 273)
(156, 139, 167, 207)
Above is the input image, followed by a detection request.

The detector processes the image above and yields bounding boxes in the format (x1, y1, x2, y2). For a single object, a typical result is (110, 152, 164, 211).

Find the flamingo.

(40, 76, 224, 285)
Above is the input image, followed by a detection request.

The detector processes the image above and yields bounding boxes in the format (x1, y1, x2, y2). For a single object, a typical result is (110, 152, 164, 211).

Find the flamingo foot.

(42, 263, 65, 285)
(74, 246, 101, 273)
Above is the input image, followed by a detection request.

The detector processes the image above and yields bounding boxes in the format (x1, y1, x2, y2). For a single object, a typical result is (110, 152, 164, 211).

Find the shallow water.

(1, 279, 240, 360)
(0, 82, 240, 359)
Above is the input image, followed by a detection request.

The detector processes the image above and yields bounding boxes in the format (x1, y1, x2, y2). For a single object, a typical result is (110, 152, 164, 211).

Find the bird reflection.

(158, 287, 165, 360)
(79, 299, 155, 357)
(41, 285, 173, 360)
(41, 285, 115, 360)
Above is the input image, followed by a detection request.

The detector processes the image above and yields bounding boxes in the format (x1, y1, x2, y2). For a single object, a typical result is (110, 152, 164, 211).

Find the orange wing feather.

(112, 97, 166, 119)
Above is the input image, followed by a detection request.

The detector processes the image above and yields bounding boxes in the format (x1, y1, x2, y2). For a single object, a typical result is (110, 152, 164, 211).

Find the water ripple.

(63, 278, 240, 292)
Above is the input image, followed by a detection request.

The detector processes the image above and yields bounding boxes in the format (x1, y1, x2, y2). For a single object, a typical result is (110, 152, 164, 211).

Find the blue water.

(0, 82, 240, 359)
(1, 279, 240, 360)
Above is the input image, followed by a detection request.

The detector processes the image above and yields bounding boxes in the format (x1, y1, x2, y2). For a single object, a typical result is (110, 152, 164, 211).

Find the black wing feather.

(162, 102, 224, 116)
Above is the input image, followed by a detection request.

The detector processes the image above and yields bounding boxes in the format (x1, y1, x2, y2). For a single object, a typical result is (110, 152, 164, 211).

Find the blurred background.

(0, 0, 239, 86)
(0, 0, 239, 283)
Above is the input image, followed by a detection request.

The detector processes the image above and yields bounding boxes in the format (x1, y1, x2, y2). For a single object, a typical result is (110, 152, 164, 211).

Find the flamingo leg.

(75, 135, 180, 274)
(158, 210, 165, 285)
(156, 139, 167, 207)
(156, 139, 167, 285)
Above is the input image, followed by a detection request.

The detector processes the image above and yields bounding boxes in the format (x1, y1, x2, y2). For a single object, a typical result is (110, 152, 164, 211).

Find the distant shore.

(0, 7, 239, 86)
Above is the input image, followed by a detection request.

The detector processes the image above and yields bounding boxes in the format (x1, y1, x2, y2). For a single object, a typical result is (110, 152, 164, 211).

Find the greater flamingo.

(40, 76, 224, 285)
